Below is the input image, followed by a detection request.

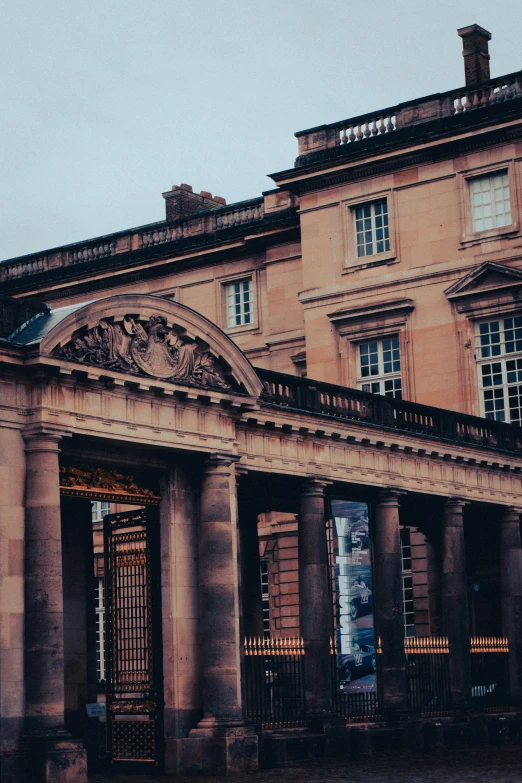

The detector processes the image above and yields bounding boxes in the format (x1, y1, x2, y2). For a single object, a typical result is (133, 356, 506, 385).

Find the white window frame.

(91, 501, 110, 523)
(356, 335, 402, 399)
(469, 171, 512, 234)
(95, 577, 106, 683)
(400, 528, 415, 637)
(458, 161, 520, 246)
(220, 273, 259, 334)
(343, 190, 397, 270)
(476, 316, 522, 424)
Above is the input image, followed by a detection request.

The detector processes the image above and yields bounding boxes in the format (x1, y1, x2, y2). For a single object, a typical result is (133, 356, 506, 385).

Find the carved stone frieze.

(60, 463, 160, 505)
(54, 313, 233, 391)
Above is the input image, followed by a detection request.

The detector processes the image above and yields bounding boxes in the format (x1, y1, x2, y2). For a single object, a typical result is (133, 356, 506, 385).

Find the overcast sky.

(1, 0, 521, 261)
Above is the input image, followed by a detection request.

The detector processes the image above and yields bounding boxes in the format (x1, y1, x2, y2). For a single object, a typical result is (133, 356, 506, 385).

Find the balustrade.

(296, 69, 522, 156)
(258, 368, 522, 456)
(71, 241, 116, 263)
(1, 255, 48, 281)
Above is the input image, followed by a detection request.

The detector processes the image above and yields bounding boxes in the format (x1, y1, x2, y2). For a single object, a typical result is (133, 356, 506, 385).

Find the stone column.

(189, 454, 257, 775)
(373, 488, 409, 715)
(22, 426, 87, 782)
(441, 497, 471, 711)
(194, 454, 243, 729)
(298, 478, 333, 717)
(500, 507, 522, 703)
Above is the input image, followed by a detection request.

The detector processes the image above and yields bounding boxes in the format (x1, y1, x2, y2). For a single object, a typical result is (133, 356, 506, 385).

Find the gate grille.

(104, 509, 162, 767)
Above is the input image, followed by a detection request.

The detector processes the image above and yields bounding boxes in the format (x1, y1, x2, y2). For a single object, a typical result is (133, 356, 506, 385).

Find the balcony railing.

(296, 70, 522, 156)
(0, 198, 266, 282)
(258, 369, 522, 456)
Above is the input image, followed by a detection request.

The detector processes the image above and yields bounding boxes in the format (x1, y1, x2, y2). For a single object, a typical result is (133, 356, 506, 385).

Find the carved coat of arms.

(55, 314, 233, 391)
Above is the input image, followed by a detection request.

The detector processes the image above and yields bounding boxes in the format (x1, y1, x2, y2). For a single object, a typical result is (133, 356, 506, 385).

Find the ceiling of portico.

(7, 294, 264, 398)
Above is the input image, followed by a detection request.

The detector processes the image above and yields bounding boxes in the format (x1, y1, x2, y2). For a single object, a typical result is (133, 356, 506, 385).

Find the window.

(400, 529, 415, 636)
(260, 561, 270, 638)
(355, 200, 390, 258)
(477, 316, 522, 424)
(91, 501, 110, 523)
(95, 578, 105, 683)
(357, 336, 402, 398)
(470, 172, 512, 233)
(225, 278, 254, 328)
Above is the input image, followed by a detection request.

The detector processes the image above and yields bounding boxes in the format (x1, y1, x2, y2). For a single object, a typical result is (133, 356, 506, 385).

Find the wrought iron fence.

(330, 640, 383, 722)
(406, 637, 452, 714)
(243, 637, 306, 728)
(470, 636, 510, 709)
(243, 635, 511, 728)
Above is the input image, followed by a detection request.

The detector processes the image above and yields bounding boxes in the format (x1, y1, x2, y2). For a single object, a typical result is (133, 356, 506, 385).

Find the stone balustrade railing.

(71, 241, 116, 264)
(258, 368, 522, 456)
(141, 199, 265, 248)
(0, 198, 267, 281)
(296, 69, 522, 156)
(1, 256, 48, 281)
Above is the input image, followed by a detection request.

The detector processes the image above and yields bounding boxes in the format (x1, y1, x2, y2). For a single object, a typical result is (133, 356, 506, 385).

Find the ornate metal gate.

(104, 508, 163, 769)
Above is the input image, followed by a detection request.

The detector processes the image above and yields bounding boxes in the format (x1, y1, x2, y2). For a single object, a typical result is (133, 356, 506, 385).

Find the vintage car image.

(339, 641, 376, 685)
(348, 572, 373, 620)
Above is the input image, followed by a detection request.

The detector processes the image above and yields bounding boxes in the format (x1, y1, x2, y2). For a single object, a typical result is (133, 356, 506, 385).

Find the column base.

(20, 731, 87, 783)
(167, 725, 258, 775)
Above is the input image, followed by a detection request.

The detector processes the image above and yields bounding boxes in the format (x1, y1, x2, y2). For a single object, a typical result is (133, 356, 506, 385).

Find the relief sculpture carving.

(55, 313, 232, 390)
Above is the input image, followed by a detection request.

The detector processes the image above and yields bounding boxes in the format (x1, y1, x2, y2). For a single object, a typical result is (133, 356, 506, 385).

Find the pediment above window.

(445, 262, 522, 316)
(328, 298, 414, 336)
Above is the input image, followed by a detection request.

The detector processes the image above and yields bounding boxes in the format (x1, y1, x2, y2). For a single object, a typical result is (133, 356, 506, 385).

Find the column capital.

(443, 496, 468, 512)
(203, 452, 241, 474)
(376, 486, 406, 506)
(502, 506, 522, 523)
(22, 425, 71, 452)
(300, 476, 332, 498)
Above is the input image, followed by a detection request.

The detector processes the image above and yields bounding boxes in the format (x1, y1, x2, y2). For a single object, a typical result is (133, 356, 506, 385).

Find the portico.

(1, 294, 522, 779)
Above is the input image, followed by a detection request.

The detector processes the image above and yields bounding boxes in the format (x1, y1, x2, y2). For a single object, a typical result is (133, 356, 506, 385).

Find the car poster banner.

(331, 499, 376, 694)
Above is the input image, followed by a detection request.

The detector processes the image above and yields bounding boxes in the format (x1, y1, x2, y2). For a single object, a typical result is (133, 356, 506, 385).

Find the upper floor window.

(357, 336, 402, 398)
(470, 171, 512, 233)
(91, 501, 110, 523)
(225, 278, 254, 328)
(355, 200, 390, 258)
(477, 316, 522, 423)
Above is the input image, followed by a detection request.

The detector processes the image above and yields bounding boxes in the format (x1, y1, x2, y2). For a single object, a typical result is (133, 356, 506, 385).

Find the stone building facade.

(1, 23, 522, 781)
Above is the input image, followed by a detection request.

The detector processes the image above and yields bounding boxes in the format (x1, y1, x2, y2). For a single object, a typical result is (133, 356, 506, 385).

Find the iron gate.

(104, 508, 163, 769)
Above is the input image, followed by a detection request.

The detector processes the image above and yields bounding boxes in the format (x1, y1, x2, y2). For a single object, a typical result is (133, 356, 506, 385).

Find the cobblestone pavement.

(91, 745, 522, 783)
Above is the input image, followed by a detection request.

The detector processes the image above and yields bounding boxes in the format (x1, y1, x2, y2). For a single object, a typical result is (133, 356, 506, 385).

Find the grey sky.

(1, 0, 521, 261)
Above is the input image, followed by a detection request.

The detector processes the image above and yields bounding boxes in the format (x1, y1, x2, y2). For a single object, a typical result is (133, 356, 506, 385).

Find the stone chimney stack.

(163, 184, 226, 222)
(457, 24, 492, 87)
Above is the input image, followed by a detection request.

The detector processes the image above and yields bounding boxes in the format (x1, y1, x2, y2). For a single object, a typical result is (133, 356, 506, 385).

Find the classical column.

(193, 453, 244, 730)
(500, 507, 522, 703)
(22, 426, 87, 782)
(441, 497, 471, 710)
(373, 488, 409, 714)
(298, 478, 333, 717)
(23, 429, 68, 735)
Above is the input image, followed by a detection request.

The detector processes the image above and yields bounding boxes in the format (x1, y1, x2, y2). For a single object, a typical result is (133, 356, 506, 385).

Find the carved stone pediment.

(445, 262, 522, 299)
(53, 312, 235, 391)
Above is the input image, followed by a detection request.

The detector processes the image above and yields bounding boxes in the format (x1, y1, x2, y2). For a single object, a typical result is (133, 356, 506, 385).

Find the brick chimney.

(162, 184, 226, 222)
(457, 24, 492, 87)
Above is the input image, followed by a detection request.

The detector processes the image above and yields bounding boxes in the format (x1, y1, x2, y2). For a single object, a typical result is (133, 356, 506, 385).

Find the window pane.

(354, 200, 389, 258)
(226, 279, 254, 327)
(471, 172, 511, 232)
